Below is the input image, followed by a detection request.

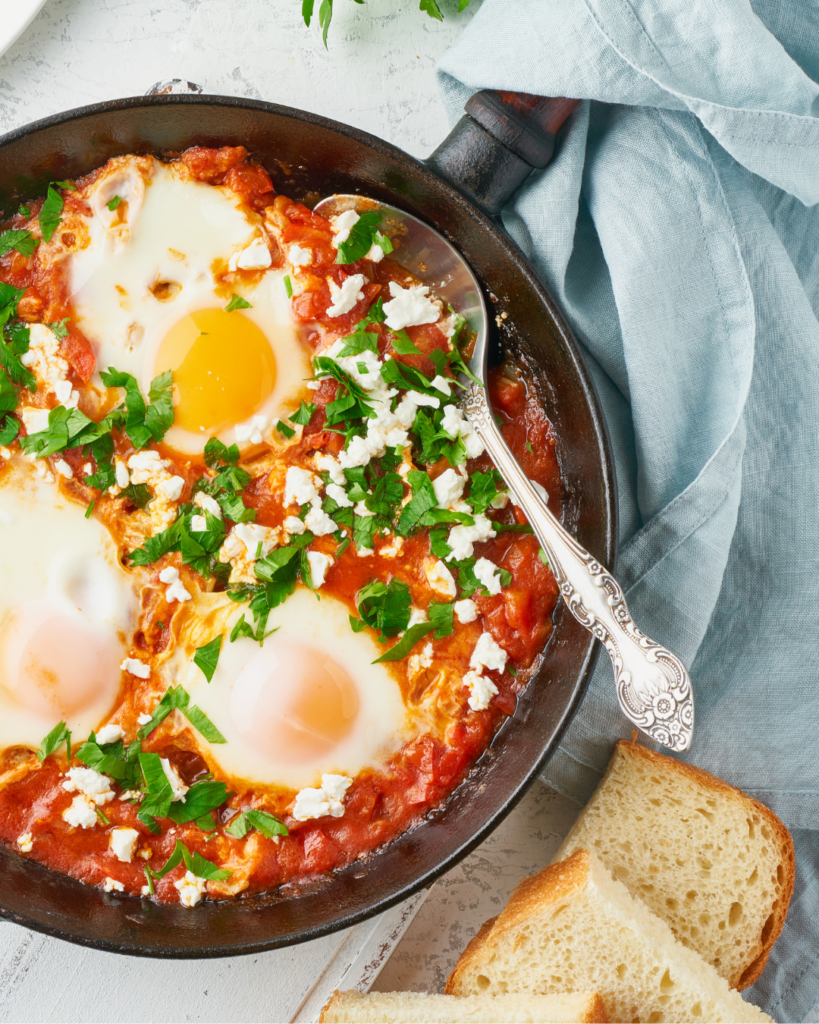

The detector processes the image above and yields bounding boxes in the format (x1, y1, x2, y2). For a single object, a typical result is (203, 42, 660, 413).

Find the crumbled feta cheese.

(120, 789, 141, 802)
(326, 274, 366, 317)
(54, 379, 79, 406)
(160, 758, 189, 802)
(366, 242, 385, 263)
(304, 505, 338, 536)
(141, 884, 151, 897)
(159, 566, 192, 603)
(382, 281, 440, 331)
(54, 458, 73, 479)
(174, 870, 207, 908)
(325, 482, 352, 508)
(121, 657, 150, 679)
(155, 475, 185, 501)
(379, 536, 405, 558)
(314, 453, 346, 486)
(63, 794, 98, 829)
(190, 514, 207, 532)
(463, 669, 499, 711)
(490, 491, 510, 509)
(283, 515, 306, 535)
(103, 877, 125, 893)
(425, 558, 457, 599)
(0, 447, 11, 461)
(446, 514, 497, 562)
(440, 404, 485, 460)
(330, 209, 360, 246)
(532, 480, 549, 504)
(306, 551, 334, 588)
(235, 414, 268, 445)
(285, 466, 322, 507)
(22, 324, 71, 397)
(233, 522, 278, 558)
(128, 450, 168, 473)
(21, 407, 51, 434)
(293, 774, 352, 821)
(194, 492, 222, 517)
(95, 724, 124, 745)
(115, 460, 130, 489)
(474, 557, 503, 596)
(288, 243, 313, 267)
(454, 598, 478, 624)
(17, 832, 33, 853)
(109, 826, 139, 864)
(229, 236, 272, 271)
(82, 461, 94, 476)
(136, 713, 153, 726)
(63, 767, 115, 805)
(418, 642, 433, 668)
(470, 631, 508, 674)
(430, 375, 452, 397)
(432, 468, 465, 509)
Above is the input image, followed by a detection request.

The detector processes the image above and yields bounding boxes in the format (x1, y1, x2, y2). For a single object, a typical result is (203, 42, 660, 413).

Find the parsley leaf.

(194, 635, 222, 683)
(0, 229, 37, 258)
(225, 808, 288, 839)
(225, 294, 252, 312)
(290, 399, 316, 426)
(167, 779, 230, 823)
(76, 735, 142, 789)
(101, 367, 175, 448)
(36, 721, 71, 763)
(373, 621, 435, 663)
(388, 329, 420, 355)
(137, 684, 226, 744)
(428, 600, 454, 638)
(356, 577, 411, 639)
(120, 483, 153, 509)
(106, 195, 122, 211)
(468, 469, 506, 514)
(335, 210, 383, 264)
(397, 470, 437, 535)
(147, 839, 231, 882)
(276, 418, 295, 438)
(39, 185, 66, 243)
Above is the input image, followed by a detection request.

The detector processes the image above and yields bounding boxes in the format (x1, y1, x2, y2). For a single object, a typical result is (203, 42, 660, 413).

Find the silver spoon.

(313, 195, 694, 752)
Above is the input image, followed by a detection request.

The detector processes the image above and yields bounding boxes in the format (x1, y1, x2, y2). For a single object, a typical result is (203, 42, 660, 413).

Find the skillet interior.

(0, 95, 616, 957)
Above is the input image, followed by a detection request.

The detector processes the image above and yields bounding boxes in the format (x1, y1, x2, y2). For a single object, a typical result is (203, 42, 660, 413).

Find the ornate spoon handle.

(463, 384, 694, 752)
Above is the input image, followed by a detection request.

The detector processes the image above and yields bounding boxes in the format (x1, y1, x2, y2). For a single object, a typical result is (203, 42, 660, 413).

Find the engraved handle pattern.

(463, 384, 694, 751)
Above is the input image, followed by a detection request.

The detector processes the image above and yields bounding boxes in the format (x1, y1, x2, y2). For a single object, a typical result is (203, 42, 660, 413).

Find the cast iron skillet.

(0, 90, 616, 956)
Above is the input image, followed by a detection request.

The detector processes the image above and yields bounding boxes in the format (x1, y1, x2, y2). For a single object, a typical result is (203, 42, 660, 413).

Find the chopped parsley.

(335, 210, 383, 265)
(0, 230, 37, 258)
(145, 839, 231, 885)
(224, 294, 252, 312)
(193, 635, 223, 683)
(225, 808, 288, 839)
(36, 721, 71, 763)
(137, 684, 226, 744)
(283, 274, 293, 298)
(106, 195, 122, 211)
(100, 367, 174, 449)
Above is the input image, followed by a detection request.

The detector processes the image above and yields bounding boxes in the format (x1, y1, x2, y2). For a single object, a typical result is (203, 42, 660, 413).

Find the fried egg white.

(0, 459, 138, 751)
(68, 158, 310, 454)
(167, 587, 412, 791)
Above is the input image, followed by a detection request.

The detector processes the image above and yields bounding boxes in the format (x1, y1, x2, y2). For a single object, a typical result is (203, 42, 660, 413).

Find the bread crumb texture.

(446, 850, 773, 1024)
(319, 989, 609, 1023)
(555, 741, 795, 989)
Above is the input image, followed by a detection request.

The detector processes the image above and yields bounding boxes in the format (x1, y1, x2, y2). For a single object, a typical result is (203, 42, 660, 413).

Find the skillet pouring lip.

(0, 93, 617, 957)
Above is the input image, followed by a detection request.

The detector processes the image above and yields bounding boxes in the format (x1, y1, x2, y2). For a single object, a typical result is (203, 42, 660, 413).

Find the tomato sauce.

(0, 148, 563, 902)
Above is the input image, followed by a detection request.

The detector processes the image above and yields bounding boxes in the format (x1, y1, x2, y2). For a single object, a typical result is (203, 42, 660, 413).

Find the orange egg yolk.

(0, 603, 121, 718)
(230, 640, 359, 764)
(155, 307, 276, 434)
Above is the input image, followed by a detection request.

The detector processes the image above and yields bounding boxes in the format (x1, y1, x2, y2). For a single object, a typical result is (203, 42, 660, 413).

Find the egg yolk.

(0, 602, 122, 718)
(155, 307, 276, 434)
(230, 640, 359, 764)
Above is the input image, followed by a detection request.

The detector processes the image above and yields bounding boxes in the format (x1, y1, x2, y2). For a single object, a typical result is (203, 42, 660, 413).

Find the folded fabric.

(439, 2, 819, 1020)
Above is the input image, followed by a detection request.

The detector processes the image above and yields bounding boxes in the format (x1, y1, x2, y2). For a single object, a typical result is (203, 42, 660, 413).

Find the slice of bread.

(446, 849, 773, 1023)
(554, 739, 795, 989)
(319, 989, 609, 1023)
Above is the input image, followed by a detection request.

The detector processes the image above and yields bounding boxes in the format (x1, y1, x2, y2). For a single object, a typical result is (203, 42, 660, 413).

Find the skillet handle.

(426, 91, 580, 217)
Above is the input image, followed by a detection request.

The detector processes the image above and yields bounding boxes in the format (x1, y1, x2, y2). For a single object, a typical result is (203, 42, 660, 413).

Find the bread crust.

(446, 851, 592, 995)
(610, 740, 795, 988)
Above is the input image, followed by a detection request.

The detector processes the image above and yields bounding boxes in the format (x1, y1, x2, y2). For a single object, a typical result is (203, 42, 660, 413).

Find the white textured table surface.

(0, 2, 584, 1021)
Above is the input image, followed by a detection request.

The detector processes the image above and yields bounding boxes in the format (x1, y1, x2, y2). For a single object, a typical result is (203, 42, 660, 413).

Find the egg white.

(68, 158, 311, 453)
(167, 587, 412, 791)
(0, 459, 138, 751)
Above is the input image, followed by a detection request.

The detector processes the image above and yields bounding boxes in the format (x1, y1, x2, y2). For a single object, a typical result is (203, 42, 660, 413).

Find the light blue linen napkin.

(439, 1, 819, 1019)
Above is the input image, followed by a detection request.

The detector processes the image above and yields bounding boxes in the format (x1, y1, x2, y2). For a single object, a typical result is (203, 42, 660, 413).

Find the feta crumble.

(424, 558, 457, 599)
(288, 243, 313, 267)
(95, 724, 124, 745)
(63, 766, 115, 805)
(21, 407, 51, 434)
(330, 209, 360, 246)
(454, 598, 478, 624)
(306, 551, 334, 588)
(63, 794, 98, 829)
(382, 281, 440, 331)
(532, 480, 549, 504)
(293, 774, 352, 821)
(174, 870, 207, 908)
(303, 504, 337, 537)
(440, 404, 485, 460)
(121, 657, 150, 679)
(190, 514, 208, 532)
(314, 452, 346, 486)
(284, 466, 322, 507)
(137, 713, 153, 726)
(432, 468, 465, 509)
(470, 631, 508, 674)
(54, 458, 73, 479)
(408, 606, 429, 628)
(194, 491, 222, 517)
(229, 236, 272, 271)
(325, 482, 352, 508)
(17, 832, 33, 853)
(235, 414, 269, 445)
(155, 475, 185, 501)
(326, 274, 366, 318)
(110, 827, 140, 864)
(115, 460, 130, 489)
(103, 877, 125, 893)
(463, 669, 499, 711)
(160, 758, 189, 802)
(445, 514, 497, 562)
(158, 566, 192, 603)
(473, 557, 504, 596)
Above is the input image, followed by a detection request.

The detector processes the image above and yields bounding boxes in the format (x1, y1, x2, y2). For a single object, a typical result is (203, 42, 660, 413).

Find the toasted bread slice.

(446, 850, 772, 1023)
(555, 739, 794, 988)
(319, 990, 609, 1023)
